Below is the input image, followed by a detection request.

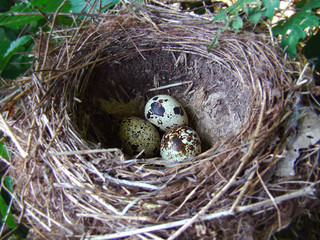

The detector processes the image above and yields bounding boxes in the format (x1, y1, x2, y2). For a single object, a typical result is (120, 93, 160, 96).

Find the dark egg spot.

(171, 135, 186, 154)
(152, 97, 159, 101)
(173, 106, 184, 116)
(146, 111, 152, 119)
(151, 102, 165, 117)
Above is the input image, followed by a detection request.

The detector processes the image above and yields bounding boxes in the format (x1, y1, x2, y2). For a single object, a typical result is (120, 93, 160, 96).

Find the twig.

(0, 114, 28, 158)
(41, 0, 69, 70)
(147, 81, 193, 92)
(119, 22, 146, 60)
(103, 174, 164, 191)
(0, 86, 32, 112)
(230, 167, 256, 211)
(256, 167, 282, 229)
(33, 6, 53, 25)
(296, 62, 310, 86)
(85, 183, 317, 240)
(143, 232, 165, 240)
(46, 148, 120, 156)
(150, 0, 181, 11)
(76, 213, 155, 222)
(121, 190, 161, 215)
(44, 113, 66, 152)
(169, 177, 207, 216)
(4, 12, 103, 17)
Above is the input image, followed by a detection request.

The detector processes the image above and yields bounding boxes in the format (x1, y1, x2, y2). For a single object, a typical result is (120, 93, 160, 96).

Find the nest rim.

(0, 3, 318, 240)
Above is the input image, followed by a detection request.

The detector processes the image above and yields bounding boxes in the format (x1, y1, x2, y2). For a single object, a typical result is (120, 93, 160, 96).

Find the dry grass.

(0, 2, 319, 239)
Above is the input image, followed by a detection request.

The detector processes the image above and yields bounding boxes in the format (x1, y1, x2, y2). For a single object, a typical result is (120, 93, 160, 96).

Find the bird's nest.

(0, 3, 319, 240)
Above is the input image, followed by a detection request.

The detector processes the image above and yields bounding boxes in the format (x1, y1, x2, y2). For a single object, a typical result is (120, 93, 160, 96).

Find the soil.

(75, 50, 252, 153)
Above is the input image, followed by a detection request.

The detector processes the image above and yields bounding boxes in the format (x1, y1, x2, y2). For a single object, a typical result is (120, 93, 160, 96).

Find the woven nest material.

(0, 3, 319, 240)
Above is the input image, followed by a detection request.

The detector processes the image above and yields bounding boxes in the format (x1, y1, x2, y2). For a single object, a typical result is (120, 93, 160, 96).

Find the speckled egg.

(160, 126, 201, 163)
(119, 116, 160, 158)
(144, 95, 188, 132)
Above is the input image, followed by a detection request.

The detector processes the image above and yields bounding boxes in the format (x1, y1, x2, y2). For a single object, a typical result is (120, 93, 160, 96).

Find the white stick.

(0, 114, 28, 158)
(46, 148, 120, 156)
(85, 184, 316, 240)
(103, 174, 163, 191)
(147, 81, 192, 92)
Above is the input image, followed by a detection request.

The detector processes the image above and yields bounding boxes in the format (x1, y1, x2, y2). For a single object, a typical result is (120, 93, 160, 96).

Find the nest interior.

(77, 48, 252, 151)
(1, 3, 319, 240)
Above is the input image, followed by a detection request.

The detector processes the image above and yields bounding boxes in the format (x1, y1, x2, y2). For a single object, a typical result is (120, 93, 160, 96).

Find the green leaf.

(304, 30, 320, 72)
(9, 224, 30, 239)
(230, 16, 243, 32)
(273, 10, 319, 57)
(2, 53, 33, 79)
(4, 35, 32, 58)
(262, 0, 279, 20)
(208, 29, 223, 51)
(283, 30, 301, 55)
(0, 2, 9, 12)
(0, 142, 9, 160)
(243, 5, 249, 16)
(212, 12, 227, 23)
(0, 35, 32, 76)
(229, 0, 246, 15)
(0, 0, 72, 29)
(299, 0, 320, 10)
(0, 2, 39, 29)
(0, 193, 16, 229)
(56, 15, 73, 26)
(69, 0, 119, 13)
(248, 6, 263, 24)
(0, 175, 17, 230)
(0, 28, 11, 60)
(4, 176, 13, 193)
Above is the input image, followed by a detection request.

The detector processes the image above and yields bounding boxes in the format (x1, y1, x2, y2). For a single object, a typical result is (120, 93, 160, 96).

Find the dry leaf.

(275, 110, 320, 177)
(99, 95, 145, 117)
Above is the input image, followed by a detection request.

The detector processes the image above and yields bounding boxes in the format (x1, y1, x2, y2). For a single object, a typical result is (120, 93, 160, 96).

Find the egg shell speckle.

(119, 116, 160, 158)
(144, 95, 188, 131)
(160, 126, 201, 163)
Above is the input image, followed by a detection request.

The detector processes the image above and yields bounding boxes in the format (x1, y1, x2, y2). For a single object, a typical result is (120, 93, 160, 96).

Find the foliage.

(273, 0, 320, 57)
(212, 0, 320, 59)
(213, 0, 279, 30)
(0, 0, 69, 79)
(0, 34, 32, 77)
(0, 138, 13, 233)
(0, 137, 29, 239)
(0, 0, 119, 80)
(0, 0, 72, 29)
(69, 0, 119, 14)
(304, 30, 320, 71)
(0, 175, 16, 230)
(209, 0, 279, 50)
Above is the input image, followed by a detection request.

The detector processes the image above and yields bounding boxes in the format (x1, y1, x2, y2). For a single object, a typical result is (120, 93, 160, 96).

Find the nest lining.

(78, 49, 253, 150)
(0, 3, 319, 240)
